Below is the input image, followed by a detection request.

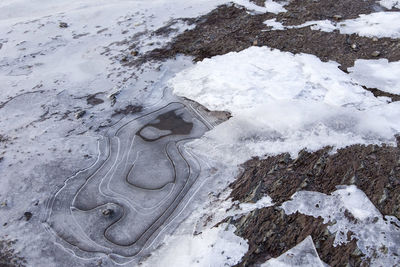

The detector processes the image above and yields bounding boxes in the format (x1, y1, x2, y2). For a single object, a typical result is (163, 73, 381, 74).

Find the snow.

(142, 223, 248, 267)
(380, 0, 400, 9)
(349, 59, 400, 95)
(232, 0, 287, 14)
(262, 236, 325, 267)
(283, 185, 400, 265)
(170, 46, 400, 165)
(264, 12, 400, 38)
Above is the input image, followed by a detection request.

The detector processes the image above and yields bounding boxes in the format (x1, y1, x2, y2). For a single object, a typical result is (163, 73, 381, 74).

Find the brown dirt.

(0, 238, 26, 267)
(142, 4, 400, 72)
(230, 138, 400, 219)
(275, 0, 388, 26)
(227, 139, 400, 266)
(229, 207, 364, 266)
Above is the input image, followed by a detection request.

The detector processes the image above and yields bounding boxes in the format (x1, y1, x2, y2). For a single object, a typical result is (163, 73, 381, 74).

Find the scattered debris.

(112, 104, 143, 117)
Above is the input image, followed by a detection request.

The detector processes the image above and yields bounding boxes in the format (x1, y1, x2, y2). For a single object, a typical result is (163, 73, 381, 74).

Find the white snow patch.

(170, 46, 400, 165)
(142, 223, 248, 267)
(264, 12, 400, 38)
(380, 0, 400, 9)
(282, 185, 400, 265)
(262, 236, 325, 267)
(233, 0, 287, 14)
(349, 59, 400, 95)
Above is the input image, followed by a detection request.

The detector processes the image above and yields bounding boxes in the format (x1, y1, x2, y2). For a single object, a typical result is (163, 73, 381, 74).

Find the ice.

(262, 236, 325, 267)
(170, 46, 400, 165)
(379, 0, 400, 9)
(349, 58, 400, 94)
(282, 185, 400, 265)
(142, 223, 248, 267)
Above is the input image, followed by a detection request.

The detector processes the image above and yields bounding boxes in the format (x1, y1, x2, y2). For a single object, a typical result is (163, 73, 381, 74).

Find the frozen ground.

(1, 0, 400, 266)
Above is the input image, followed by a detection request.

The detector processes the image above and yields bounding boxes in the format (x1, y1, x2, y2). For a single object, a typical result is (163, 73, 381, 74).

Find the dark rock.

(59, 22, 68, 28)
(112, 105, 142, 117)
(75, 110, 86, 119)
(24, 212, 32, 221)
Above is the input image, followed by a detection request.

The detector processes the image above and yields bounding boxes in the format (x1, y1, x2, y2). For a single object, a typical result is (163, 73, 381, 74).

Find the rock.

(108, 90, 120, 106)
(372, 37, 379, 42)
(253, 40, 258, 46)
(24, 212, 32, 221)
(75, 110, 86, 119)
(130, 51, 139, 56)
(333, 15, 342, 21)
(102, 209, 113, 216)
(59, 22, 68, 28)
(371, 50, 381, 57)
(351, 43, 358, 50)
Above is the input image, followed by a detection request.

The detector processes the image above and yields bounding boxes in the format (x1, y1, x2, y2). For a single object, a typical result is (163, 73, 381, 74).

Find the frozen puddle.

(43, 101, 210, 263)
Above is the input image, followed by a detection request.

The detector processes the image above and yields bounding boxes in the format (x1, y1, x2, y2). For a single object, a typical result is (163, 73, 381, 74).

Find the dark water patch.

(137, 109, 193, 142)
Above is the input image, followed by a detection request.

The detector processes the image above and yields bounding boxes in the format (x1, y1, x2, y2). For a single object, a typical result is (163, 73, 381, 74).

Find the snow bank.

(142, 223, 248, 267)
(170, 46, 400, 165)
(283, 185, 400, 265)
(349, 59, 400, 95)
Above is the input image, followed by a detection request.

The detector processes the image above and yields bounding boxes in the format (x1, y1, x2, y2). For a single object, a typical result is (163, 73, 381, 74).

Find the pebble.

(372, 37, 379, 42)
(333, 15, 342, 21)
(75, 110, 86, 119)
(59, 22, 69, 28)
(24, 212, 32, 221)
(351, 43, 358, 50)
(253, 40, 258, 46)
(371, 50, 381, 57)
(130, 51, 138, 56)
(102, 209, 113, 216)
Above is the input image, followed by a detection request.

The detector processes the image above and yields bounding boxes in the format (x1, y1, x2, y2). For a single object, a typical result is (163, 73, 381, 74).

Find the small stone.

(130, 51, 138, 56)
(59, 22, 69, 28)
(75, 110, 86, 119)
(372, 37, 379, 42)
(253, 40, 258, 46)
(333, 15, 342, 21)
(24, 212, 32, 221)
(371, 50, 381, 57)
(102, 209, 113, 216)
(351, 43, 358, 50)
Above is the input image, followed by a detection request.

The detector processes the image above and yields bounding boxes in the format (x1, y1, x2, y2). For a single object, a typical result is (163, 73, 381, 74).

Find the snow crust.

(349, 59, 400, 94)
(170, 46, 400, 165)
(283, 185, 400, 265)
(264, 12, 400, 38)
